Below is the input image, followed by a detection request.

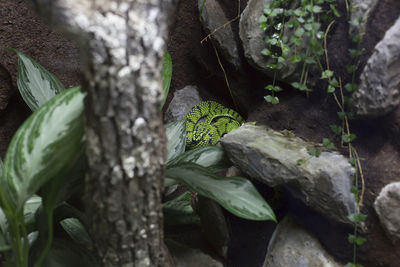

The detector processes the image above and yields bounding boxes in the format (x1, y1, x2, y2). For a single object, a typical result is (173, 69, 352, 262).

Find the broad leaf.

(162, 51, 172, 108)
(60, 218, 92, 247)
(166, 120, 186, 162)
(8, 48, 66, 111)
(163, 192, 200, 226)
(0, 87, 85, 212)
(166, 163, 276, 221)
(168, 146, 228, 172)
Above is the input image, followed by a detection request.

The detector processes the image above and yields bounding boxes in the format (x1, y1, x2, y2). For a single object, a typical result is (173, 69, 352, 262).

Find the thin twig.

(324, 20, 335, 71)
(352, 148, 365, 207)
(212, 43, 238, 110)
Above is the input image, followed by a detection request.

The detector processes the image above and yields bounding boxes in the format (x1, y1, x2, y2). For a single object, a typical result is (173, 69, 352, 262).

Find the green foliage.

(162, 51, 172, 108)
(260, 1, 368, 266)
(0, 49, 276, 266)
(167, 163, 276, 221)
(165, 119, 276, 222)
(0, 49, 87, 267)
(0, 47, 66, 111)
(260, 0, 337, 102)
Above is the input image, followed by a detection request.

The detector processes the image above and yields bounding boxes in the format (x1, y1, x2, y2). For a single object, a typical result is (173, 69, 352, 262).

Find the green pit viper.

(184, 101, 245, 149)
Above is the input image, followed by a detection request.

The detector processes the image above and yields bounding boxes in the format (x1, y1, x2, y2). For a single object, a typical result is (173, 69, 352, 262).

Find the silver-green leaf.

(0, 87, 85, 212)
(166, 120, 186, 162)
(167, 146, 227, 171)
(166, 163, 276, 221)
(11, 49, 66, 111)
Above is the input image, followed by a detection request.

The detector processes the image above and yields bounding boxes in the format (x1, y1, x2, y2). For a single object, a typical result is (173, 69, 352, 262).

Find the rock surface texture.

(220, 124, 357, 224)
(374, 182, 400, 244)
(263, 215, 343, 267)
(352, 16, 400, 117)
(198, 0, 242, 70)
(164, 85, 202, 123)
(239, 0, 269, 74)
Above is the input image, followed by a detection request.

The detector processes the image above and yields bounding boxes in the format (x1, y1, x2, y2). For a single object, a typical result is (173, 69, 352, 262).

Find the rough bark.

(30, 0, 177, 266)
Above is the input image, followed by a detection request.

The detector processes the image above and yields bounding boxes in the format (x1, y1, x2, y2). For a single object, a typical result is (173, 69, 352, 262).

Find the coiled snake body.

(184, 101, 245, 149)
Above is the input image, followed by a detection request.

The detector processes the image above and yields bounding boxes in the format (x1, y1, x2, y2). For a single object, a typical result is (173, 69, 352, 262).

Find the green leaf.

(60, 218, 92, 247)
(166, 120, 186, 162)
(167, 146, 228, 172)
(3, 48, 66, 111)
(321, 70, 334, 79)
(162, 51, 172, 109)
(259, 15, 267, 23)
(327, 85, 335, 93)
(290, 55, 302, 63)
(308, 148, 321, 157)
(294, 28, 305, 37)
(349, 49, 361, 58)
(322, 138, 336, 149)
(346, 65, 357, 73)
(0, 87, 85, 212)
(330, 124, 342, 135)
(348, 213, 367, 223)
(312, 5, 322, 13)
(163, 192, 200, 226)
(345, 83, 358, 92)
(166, 163, 276, 221)
(342, 133, 356, 143)
(330, 4, 341, 17)
(329, 78, 339, 87)
(264, 95, 279, 104)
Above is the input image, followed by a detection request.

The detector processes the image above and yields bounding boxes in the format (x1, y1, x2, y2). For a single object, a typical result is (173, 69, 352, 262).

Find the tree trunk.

(31, 0, 177, 266)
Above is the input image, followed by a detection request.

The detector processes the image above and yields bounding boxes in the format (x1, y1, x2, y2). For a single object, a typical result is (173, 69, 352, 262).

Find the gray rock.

(349, 0, 379, 36)
(374, 182, 400, 244)
(164, 85, 202, 123)
(352, 16, 400, 117)
(220, 124, 357, 224)
(167, 239, 224, 267)
(239, 0, 313, 82)
(263, 215, 343, 267)
(198, 0, 242, 70)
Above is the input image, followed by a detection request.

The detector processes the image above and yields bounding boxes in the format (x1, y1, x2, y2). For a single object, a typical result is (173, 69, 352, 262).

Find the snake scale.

(184, 101, 245, 149)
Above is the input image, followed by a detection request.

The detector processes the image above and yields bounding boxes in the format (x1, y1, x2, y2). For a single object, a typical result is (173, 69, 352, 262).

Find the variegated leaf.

(167, 146, 228, 171)
(166, 120, 186, 162)
(166, 163, 276, 221)
(13, 49, 66, 111)
(0, 87, 85, 212)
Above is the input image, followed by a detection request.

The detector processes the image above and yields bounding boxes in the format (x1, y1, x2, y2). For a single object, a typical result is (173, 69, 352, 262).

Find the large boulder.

(164, 85, 202, 123)
(352, 16, 400, 117)
(374, 182, 400, 244)
(198, 0, 242, 70)
(220, 123, 357, 225)
(263, 215, 343, 267)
